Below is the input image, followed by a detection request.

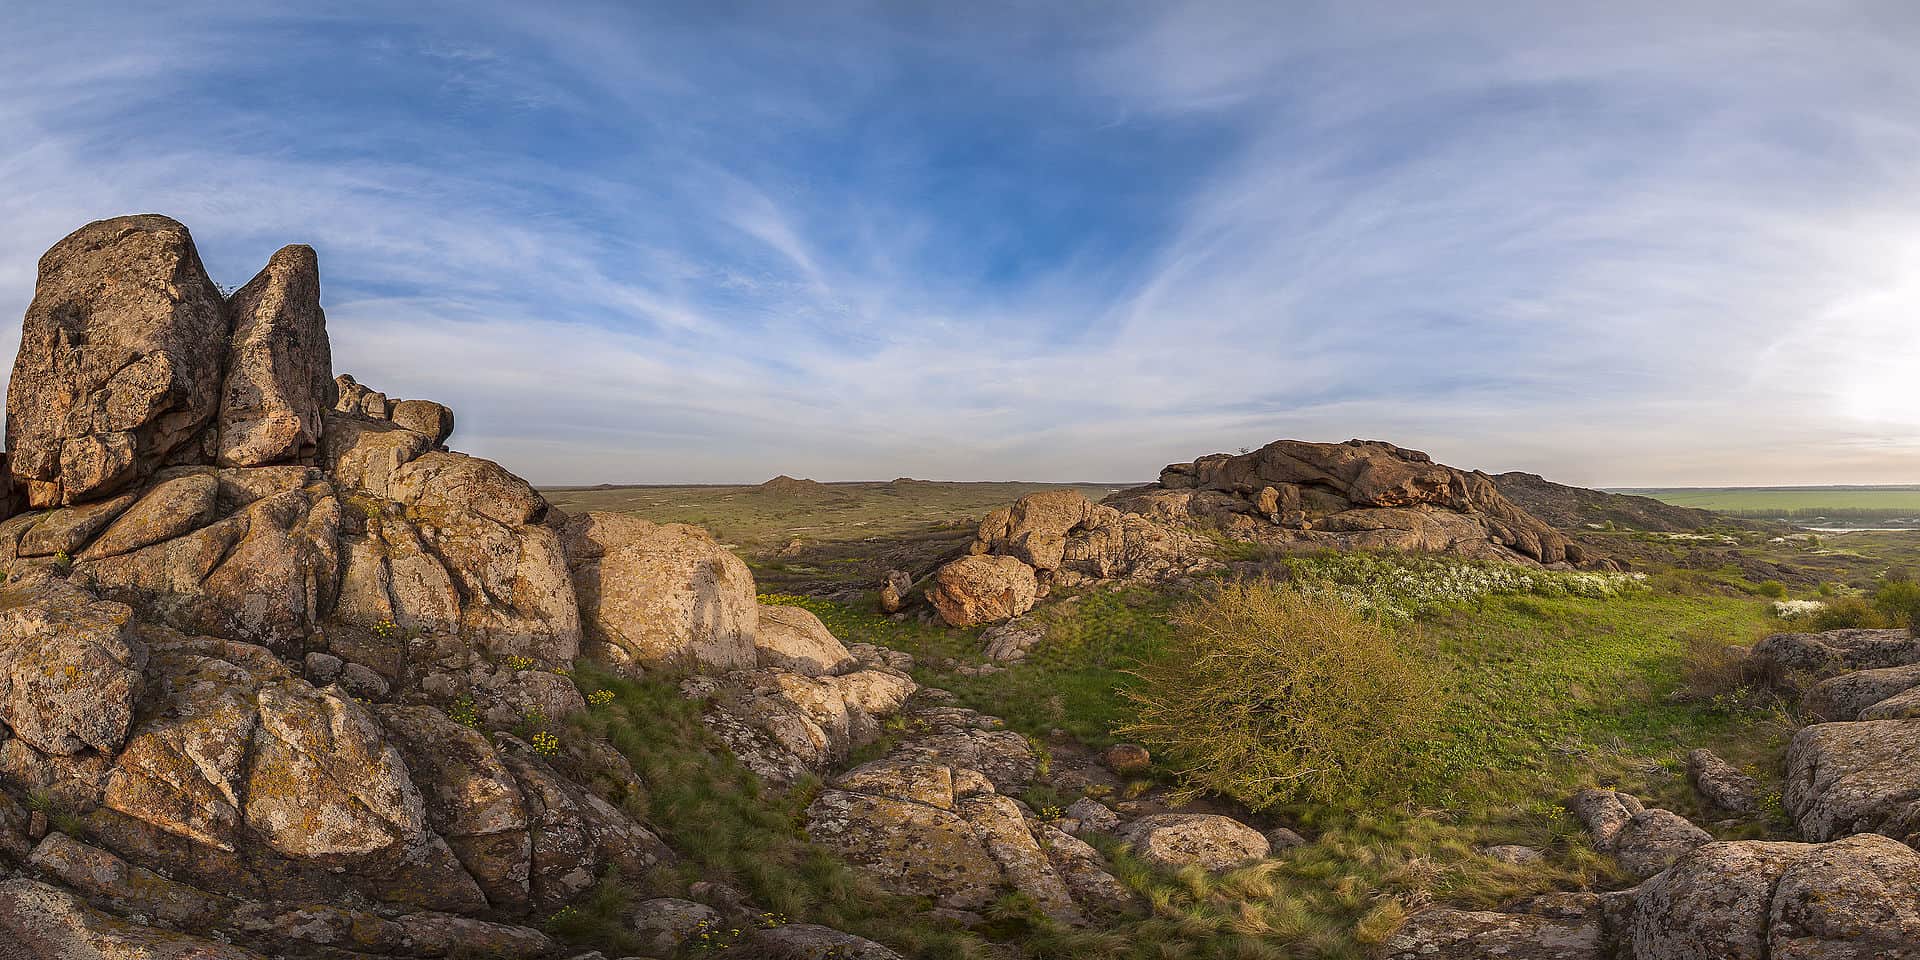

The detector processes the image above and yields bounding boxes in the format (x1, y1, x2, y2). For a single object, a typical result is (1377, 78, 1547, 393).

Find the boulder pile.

(0, 215, 917, 958)
(927, 489, 1218, 626)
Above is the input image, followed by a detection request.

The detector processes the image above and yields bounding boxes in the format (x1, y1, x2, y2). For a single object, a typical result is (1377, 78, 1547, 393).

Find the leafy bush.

(1121, 581, 1447, 809)
(1808, 596, 1886, 631)
(1756, 580, 1788, 599)
(1873, 579, 1920, 635)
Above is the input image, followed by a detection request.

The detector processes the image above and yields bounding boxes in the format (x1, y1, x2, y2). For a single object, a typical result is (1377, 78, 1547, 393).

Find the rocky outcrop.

(217, 244, 333, 467)
(0, 218, 713, 958)
(1784, 719, 1920, 844)
(1390, 834, 1920, 960)
(796, 688, 1137, 925)
(1567, 788, 1710, 880)
(684, 655, 917, 786)
(1490, 471, 1722, 533)
(0, 573, 144, 757)
(925, 490, 1216, 626)
(1687, 748, 1759, 814)
(1749, 628, 1920, 678)
(1385, 904, 1608, 960)
(754, 602, 857, 675)
(1109, 439, 1604, 569)
(6, 216, 228, 508)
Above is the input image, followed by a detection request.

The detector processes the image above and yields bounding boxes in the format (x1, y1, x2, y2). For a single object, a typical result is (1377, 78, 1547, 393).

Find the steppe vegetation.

(536, 479, 1920, 959)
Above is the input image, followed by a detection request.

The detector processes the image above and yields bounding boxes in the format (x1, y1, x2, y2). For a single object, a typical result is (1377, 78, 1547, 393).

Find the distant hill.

(758, 474, 829, 497)
(1491, 472, 1722, 532)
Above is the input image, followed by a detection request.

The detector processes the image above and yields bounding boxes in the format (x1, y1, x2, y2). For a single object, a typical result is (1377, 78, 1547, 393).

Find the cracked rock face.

(1785, 718, 1920, 845)
(559, 511, 758, 672)
(0, 217, 711, 957)
(801, 695, 1128, 925)
(217, 244, 334, 468)
(6, 216, 229, 508)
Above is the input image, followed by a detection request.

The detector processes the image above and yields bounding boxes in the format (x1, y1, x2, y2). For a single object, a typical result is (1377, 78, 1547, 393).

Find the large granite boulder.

(559, 511, 757, 672)
(1750, 628, 1920, 678)
(5, 216, 228, 508)
(754, 602, 857, 675)
(1784, 718, 1920, 844)
(927, 554, 1039, 627)
(216, 244, 334, 467)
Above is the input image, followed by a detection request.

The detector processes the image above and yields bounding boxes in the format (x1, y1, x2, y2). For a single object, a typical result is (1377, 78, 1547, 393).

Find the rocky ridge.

(0, 215, 988, 959)
(924, 439, 1614, 627)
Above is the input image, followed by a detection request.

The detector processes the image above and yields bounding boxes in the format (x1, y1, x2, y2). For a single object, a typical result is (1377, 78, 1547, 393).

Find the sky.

(3, 2, 1920, 487)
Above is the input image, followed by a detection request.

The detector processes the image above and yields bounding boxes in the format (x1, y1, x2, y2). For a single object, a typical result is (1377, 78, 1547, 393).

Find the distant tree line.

(1717, 507, 1920, 521)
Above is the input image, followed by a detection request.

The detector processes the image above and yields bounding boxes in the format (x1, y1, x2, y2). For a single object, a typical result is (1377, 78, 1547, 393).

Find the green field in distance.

(1619, 485, 1920, 520)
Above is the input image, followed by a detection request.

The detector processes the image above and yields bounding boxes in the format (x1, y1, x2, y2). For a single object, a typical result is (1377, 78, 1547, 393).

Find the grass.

(552, 662, 997, 959)
(539, 474, 1887, 958)
(738, 562, 1805, 958)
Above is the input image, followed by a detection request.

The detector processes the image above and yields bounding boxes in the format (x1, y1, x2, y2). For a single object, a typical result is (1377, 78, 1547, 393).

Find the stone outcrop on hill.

(0, 215, 926, 958)
(1109, 439, 1603, 568)
(926, 489, 1217, 626)
(1489, 471, 1722, 533)
(924, 439, 1611, 626)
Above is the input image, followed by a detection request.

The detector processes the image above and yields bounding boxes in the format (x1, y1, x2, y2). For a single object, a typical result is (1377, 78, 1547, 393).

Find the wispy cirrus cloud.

(3, 1, 1919, 486)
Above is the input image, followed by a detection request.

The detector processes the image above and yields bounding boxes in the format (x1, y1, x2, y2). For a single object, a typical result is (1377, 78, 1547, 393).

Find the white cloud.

(3, 2, 1920, 487)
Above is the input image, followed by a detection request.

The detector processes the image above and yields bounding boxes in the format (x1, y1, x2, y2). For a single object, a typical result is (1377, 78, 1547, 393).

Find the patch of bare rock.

(0, 215, 908, 958)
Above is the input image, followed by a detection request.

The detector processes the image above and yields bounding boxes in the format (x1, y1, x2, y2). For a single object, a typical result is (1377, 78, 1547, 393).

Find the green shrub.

(1756, 580, 1788, 599)
(1873, 579, 1920, 635)
(1120, 581, 1447, 809)
(1808, 596, 1886, 631)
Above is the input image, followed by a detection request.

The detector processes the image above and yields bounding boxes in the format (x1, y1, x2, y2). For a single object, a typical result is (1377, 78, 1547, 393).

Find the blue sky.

(5, 1, 1920, 486)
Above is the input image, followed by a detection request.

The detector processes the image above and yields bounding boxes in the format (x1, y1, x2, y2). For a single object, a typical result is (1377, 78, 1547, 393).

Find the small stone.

(1686, 748, 1758, 814)
(1479, 843, 1546, 866)
(1117, 813, 1269, 872)
(1102, 743, 1151, 775)
(1264, 827, 1308, 851)
(1066, 798, 1120, 834)
(339, 661, 390, 699)
(626, 898, 720, 955)
(303, 652, 343, 684)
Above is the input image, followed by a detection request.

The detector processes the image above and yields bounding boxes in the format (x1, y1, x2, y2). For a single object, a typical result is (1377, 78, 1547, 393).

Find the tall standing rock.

(6, 215, 228, 507)
(217, 245, 334, 467)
